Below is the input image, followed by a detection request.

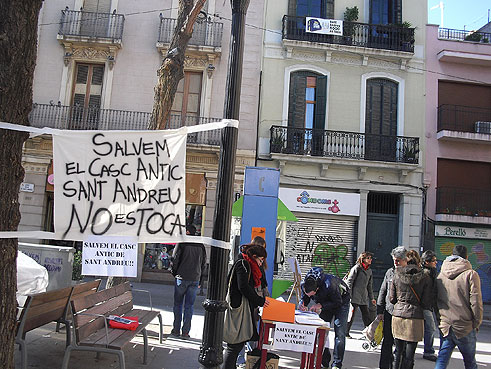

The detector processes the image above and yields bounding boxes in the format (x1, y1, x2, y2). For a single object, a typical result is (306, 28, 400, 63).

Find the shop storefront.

(141, 173, 207, 282)
(276, 188, 360, 280)
(435, 224, 491, 303)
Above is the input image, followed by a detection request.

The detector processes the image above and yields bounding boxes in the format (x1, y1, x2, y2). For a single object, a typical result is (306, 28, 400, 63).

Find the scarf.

(362, 262, 370, 271)
(242, 253, 262, 288)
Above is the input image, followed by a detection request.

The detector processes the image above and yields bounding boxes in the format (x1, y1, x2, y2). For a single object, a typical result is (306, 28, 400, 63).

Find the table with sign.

(257, 312, 330, 369)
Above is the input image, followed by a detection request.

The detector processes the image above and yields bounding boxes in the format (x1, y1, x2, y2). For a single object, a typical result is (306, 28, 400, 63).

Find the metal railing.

(438, 28, 491, 43)
(29, 104, 221, 145)
(437, 104, 491, 133)
(158, 17, 223, 47)
(436, 186, 491, 217)
(59, 10, 125, 40)
(270, 125, 419, 164)
(282, 15, 415, 52)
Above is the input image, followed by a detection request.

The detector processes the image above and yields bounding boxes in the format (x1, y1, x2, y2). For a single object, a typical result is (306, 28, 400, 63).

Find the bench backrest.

(71, 279, 101, 301)
(71, 282, 133, 343)
(19, 286, 73, 334)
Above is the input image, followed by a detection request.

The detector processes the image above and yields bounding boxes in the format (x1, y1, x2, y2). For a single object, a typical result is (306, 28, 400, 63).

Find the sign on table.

(273, 322, 317, 353)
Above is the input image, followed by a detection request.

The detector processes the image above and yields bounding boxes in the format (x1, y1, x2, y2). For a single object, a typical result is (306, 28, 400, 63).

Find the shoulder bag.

(223, 260, 254, 344)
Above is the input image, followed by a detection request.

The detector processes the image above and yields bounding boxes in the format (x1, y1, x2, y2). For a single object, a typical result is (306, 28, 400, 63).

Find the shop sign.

(279, 188, 360, 216)
(435, 225, 490, 240)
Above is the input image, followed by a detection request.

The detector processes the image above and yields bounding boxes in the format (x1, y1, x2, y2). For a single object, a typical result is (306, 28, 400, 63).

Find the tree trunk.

(148, 0, 207, 130)
(0, 1, 43, 368)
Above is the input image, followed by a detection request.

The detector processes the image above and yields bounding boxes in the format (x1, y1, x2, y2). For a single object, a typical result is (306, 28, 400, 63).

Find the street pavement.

(16, 281, 491, 369)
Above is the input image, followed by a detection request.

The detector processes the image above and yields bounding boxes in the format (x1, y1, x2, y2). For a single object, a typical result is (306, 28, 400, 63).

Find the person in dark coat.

(377, 246, 407, 369)
(300, 267, 350, 369)
(345, 251, 376, 337)
(421, 250, 439, 361)
(222, 245, 269, 369)
(170, 224, 207, 338)
(390, 250, 431, 369)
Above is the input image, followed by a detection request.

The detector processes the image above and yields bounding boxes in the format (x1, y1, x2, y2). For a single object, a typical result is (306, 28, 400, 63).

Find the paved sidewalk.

(16, 281, 491, 369)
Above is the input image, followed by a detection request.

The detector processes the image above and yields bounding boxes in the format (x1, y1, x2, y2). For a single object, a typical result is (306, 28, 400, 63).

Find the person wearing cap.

(170, 224, 207, 338)
(299, 267, 350, 369)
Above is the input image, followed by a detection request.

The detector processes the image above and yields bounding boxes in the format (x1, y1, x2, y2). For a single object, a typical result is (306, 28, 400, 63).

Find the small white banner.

(273, 322, 317, 353)
(82, 236, 138, 277)
(306, 17, 343, 36)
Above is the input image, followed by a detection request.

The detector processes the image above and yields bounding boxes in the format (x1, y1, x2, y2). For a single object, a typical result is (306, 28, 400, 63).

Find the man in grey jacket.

(435, 245, 483, 369)
(377, 246, 407, 369)
(170, 224, 207, 338)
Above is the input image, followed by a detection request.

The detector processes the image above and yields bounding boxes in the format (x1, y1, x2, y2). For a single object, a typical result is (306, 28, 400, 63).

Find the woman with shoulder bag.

(222, 245, 270, 369)
(345, 251, 376, 337)
(390, 250, 432, 369)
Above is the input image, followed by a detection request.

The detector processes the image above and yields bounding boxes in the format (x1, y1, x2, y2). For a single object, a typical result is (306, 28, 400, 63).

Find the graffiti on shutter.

(277, 215, 357, 280)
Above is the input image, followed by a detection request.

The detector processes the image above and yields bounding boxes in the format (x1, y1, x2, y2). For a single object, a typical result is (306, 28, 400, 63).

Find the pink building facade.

(425, 24, 491, 302)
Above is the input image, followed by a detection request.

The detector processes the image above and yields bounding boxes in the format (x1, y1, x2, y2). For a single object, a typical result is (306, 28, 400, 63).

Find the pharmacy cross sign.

(53, 129, 186, 242)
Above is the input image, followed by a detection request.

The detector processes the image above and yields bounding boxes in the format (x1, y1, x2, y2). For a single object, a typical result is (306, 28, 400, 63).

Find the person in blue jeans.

(299, 267, 350, 369)
(435, 245, 483, 369)
(170, 224, 207, 338)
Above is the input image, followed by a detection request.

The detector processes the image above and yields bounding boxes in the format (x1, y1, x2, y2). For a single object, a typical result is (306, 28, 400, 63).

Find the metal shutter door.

(278, 215, 358, 280)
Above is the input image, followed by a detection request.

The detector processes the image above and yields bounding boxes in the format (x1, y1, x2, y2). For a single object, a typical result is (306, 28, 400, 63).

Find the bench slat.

(72, 279, 101, 299)
(72, 282, 130, 313)
(28, 286, 73, 307)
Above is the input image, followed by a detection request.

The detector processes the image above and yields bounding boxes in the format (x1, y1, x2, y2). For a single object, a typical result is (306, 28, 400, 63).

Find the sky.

(427, 0, 491, 31)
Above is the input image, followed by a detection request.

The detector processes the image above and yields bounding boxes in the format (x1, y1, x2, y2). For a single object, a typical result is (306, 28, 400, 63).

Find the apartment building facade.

(19, 0, 264, 281)
(257, 0, 427, 288)
(425, 24, 491, 302)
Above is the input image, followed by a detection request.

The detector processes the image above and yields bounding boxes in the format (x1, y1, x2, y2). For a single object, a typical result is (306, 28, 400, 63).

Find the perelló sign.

(435, 225, 490, 240)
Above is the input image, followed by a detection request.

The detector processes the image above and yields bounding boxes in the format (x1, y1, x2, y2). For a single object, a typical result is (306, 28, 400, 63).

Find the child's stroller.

(361, 315, 383, 351)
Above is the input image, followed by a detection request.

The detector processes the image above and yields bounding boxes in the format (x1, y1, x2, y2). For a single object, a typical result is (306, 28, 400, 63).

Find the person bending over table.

(299, 267, 351, 369)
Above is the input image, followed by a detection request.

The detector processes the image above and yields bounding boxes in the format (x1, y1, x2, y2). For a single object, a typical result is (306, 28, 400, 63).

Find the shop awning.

(232, 196, 298, 222)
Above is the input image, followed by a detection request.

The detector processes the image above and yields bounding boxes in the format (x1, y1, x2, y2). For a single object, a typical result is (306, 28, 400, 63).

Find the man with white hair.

(377, 246, 407, 369)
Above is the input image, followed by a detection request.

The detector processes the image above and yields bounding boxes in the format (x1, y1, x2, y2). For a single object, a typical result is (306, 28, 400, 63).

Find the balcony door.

(293, 0, 334, 18)
(81, 0, 111, 37)
(365, 78, 398, 162)
(369, 0, 401, 24)
(288, 71, 327, 155)
(70, 63, 104, 129)
(171, 71, 202, 127)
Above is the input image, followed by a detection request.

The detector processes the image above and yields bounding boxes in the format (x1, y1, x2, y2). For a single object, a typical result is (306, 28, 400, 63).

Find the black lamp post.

(198, 0, 250, 368)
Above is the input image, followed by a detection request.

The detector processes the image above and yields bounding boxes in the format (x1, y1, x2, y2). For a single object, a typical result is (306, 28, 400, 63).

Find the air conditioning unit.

(474, 121, 491, 134)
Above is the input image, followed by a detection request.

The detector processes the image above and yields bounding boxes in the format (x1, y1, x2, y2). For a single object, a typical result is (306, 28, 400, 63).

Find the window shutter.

(326, 0, 335, 19)
(83, 0, 111, 13)
(314, 75, 327, 130)
(288, 0, 297, 16)
(288, 72, 307, 128)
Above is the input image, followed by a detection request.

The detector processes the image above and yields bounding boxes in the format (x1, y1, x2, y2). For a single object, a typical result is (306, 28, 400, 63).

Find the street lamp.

(198, 0, 250, 368)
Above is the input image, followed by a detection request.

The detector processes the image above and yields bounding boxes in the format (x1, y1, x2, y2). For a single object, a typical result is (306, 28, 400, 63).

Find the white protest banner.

(273, 322, 317, 353)
(82, 236, 138, 277)
(306, 17, 343, 36)
(53, 129, 186, 242)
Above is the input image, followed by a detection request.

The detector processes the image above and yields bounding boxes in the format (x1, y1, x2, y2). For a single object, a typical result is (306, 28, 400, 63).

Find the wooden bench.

(16, 279, 101, 369)
(62, 281, 163, 369)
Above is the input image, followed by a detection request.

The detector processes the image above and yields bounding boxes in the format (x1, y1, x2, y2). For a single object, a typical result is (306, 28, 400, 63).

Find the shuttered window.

(71, 63, 104, 129)
(171, 71, 202, 126)
(290, 0, 335, 18)
(366, 78, 398, 136)
(83, 0, 111, 13)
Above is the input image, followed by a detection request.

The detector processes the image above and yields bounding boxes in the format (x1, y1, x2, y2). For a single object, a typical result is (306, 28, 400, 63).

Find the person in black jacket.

(170, 224, 207, 338)
(222, 245, 269, 369)
(421, 250, 439, 361)
(300, 267, 350, 369)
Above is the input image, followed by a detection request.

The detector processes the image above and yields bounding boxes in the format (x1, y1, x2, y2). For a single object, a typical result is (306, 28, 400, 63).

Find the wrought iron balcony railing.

(282, 15, 415, 52)
(436, 186, 491, 217)
(158, 17, 223, 48)
(29, 104, 221, 145)
(270, 126, 419, 164)
(438, 28, 491, 43)
(58, 10, 125, 41)
(437, 104, 491, 134)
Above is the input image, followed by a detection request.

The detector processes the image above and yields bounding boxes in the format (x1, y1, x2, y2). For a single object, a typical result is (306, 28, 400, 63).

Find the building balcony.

(282, 15, 415, 54)
(438, 28, 491, 43)
(437, 104, 491, 144)
(436, 186, 491, 224)
(29, 103, 221, 146)
(157, 16, 223, 55)
(57, 10, 124, 46)
(270, 126, 419, 165)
